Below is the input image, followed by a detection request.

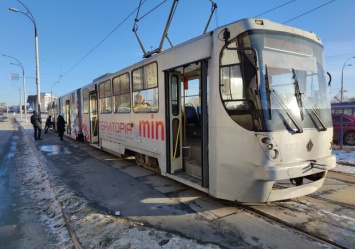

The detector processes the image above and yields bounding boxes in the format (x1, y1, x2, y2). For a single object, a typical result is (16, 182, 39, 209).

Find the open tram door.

(165, 60, 209, 188)
(89, 91, 99, 145)
(167, 71, 183, 173)
(64, 100, 71, 135)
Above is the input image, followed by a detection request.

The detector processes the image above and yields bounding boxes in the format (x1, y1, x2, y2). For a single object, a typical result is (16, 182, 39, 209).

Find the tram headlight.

(261, 137, 271, 144)
(268, 149, 279, 159)
(257, 135, 281, 161)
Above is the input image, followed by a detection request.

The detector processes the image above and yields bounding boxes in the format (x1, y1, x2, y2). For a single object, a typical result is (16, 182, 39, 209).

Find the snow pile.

(17, 129, 221, 248)
(16, 133, 73, 248)
(332, 147, 355, 174)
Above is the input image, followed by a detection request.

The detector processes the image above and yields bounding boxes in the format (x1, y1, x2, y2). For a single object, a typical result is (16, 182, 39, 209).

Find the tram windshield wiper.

(291, 68, 327, 131)
(264, 65, 272, 119)
(292, 68, 304, 120)
(270, 89, 303, 133)
(301, 93, 327, 131)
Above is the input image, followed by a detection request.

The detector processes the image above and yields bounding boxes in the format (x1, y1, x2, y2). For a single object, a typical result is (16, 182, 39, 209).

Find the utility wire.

(254, 0, 296, 17)
(283, 0, 335, 24)
(61, 0, 336, 79)
(61, 1, 148, 79)
(326, 52, 355, 58)
(136, 0, 168, 21)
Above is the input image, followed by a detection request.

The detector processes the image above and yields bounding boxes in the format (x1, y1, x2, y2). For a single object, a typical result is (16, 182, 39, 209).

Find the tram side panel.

(60, 91, 80, 140)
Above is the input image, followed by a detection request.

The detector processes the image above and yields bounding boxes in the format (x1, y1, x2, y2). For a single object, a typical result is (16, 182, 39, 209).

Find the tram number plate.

(284, 143, 298, 152)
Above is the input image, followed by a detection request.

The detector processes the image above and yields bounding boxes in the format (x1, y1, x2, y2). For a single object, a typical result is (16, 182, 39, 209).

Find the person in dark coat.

(57, 113, 67, 141)
(30, 110, 42, 140)
(44, 115, 52, 134)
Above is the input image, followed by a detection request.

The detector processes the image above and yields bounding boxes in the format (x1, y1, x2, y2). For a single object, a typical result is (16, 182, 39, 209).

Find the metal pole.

(2, 54, 28, 122)
(340, 66, 344, 103)
(9, 0, 41, 118)
(23, 69, 27, 122)
(18, 87, 22, 120)
(34, 27, 41, 116)
(341, 56, 355, 103)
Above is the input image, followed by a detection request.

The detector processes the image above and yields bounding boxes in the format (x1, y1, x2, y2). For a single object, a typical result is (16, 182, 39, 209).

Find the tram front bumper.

(254, 154, 336, 181)
(250, 154, 336, 202)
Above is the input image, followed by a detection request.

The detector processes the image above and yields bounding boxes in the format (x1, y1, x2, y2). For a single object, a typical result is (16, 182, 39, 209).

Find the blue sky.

(1, 0, 354, 106)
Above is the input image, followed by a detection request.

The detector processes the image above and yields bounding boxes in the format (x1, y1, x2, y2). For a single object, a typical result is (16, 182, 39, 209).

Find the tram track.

(230, 201, 348, 249)
(221, 168, 355, 249)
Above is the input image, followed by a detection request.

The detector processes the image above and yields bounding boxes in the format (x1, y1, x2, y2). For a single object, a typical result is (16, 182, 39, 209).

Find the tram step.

(185, 158, 201, 179)
(183, 146, 201, 161)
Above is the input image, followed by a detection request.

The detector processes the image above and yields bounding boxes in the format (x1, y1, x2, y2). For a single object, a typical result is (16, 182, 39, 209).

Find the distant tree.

(347, 97, 355, 102)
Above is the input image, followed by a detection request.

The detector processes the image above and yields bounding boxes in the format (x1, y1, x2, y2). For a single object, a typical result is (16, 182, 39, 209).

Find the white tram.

(53, 18, 336, 202)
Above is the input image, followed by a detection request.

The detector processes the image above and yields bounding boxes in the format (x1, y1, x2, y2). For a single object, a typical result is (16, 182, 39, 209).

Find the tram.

(52, 18, 336, 202)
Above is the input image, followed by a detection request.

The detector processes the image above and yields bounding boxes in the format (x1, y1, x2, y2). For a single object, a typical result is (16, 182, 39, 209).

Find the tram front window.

(240, 31, 333, 132)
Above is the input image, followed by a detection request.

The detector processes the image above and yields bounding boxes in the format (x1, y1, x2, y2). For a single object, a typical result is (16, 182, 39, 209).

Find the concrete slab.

(323, 185, 355, 205)
(119, 165, 155, 178)
(139, 174, 188, 194)
(219, 212, 321, 249)
(182, 194, 239, 220)
(168, 188, 205, 203)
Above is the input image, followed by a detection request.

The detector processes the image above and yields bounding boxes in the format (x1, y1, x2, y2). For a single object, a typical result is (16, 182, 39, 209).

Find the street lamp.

(11, 84, 22, 119)
(2, 54, 28, 123)
(9, 0, 41, 117)
(340, 56, 355, 102)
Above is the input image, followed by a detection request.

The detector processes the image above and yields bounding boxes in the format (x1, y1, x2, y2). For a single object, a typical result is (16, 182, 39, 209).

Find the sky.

(1, 0, 355, 106)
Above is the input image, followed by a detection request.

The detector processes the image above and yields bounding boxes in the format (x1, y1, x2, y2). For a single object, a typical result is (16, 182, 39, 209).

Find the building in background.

(27, 93, 57, 113)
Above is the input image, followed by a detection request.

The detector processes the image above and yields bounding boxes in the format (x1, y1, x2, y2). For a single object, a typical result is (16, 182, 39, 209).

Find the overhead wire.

(61, 0, 150, 79)
(136, 0, 168, 21)
(283, 0, 336, 24)
(254, 0, 296, 18)
(61, 0, 337, 80)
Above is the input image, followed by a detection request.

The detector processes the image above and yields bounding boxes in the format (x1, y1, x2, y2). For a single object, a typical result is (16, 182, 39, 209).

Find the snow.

(332, 146, 355, 174)
(16, 129, 221, 249)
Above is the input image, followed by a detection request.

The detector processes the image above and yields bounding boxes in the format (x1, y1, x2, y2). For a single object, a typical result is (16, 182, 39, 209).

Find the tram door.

(65, 100, 71, 135)
(168, 72, 183, 173)
(89, 92, 99, 145)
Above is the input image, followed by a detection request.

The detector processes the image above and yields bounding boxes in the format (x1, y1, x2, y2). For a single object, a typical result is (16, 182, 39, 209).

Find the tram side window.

(99, 80, 112, 114)
(132, 62, 158, 113)
(220, 42, 254, 131)
(82, 88, 89, 114)
(220, 65, 254, 130)
(70, 93, 76, 116)
(113, 73, 130, 113)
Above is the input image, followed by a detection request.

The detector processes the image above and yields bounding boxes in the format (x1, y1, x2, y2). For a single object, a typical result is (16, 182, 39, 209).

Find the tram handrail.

(172, 116, 181, 160)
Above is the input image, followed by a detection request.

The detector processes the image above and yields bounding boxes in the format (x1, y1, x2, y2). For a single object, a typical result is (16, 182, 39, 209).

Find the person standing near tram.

(57, 113, 67, 141)
(30, 110, 42, 140)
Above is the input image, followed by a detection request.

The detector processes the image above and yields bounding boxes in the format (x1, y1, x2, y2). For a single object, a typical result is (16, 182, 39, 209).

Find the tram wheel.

(135, 152, 144, 167)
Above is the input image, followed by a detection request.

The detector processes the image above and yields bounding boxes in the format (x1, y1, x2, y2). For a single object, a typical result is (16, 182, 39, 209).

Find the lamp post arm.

(16, 0, 37, 32)
(2, 54, 28, 122)
(340, 56, 355, 103)
(10, 0, 41, 116)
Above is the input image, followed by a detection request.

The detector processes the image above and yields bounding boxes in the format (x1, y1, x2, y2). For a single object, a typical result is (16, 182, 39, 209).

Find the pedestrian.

(30, 110, 42, 140)
(57, 113, 67, 141)
(44, 115, 52, 134)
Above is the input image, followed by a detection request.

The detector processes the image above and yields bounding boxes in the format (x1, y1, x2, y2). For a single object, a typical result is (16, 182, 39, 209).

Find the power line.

(326, 52, 355, 58)
(254, 0, 296, 18)
(61, 1, 148, 79)
(283, 0, 335, 24)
